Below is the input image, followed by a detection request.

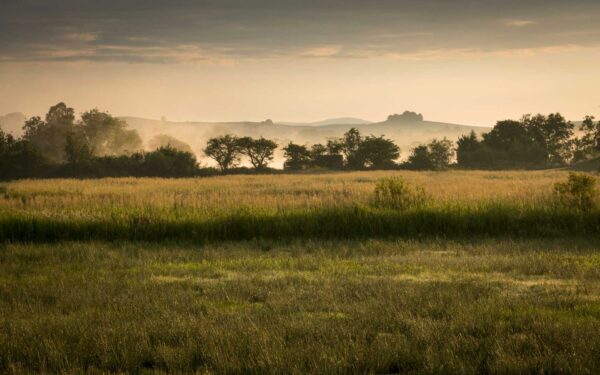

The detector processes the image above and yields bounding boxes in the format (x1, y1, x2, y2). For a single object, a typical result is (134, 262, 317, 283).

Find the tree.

(481, 119, 545, 168)
(64, 132, 93, 165)
(405, 138, 454, 170)
(310, 143, 327, 159)
(142, 146, 198, 177)
(79, 109, 142, 156)
(456, 131, 481, 168)
(523, 113, 574, 166)
(406, 145, 434, 170)
(237, 136, 278, 169)
(0, 126, 47, 180)
(338, 128, 362, 168)
(203, 135, 241, 172)
(326, 139, 343, 155)
(428, 138, 454, 170)
(574, 116, 600, 162)
(282, 142, 311, 170)
(22, 102, 76, 163)
(355, 135, 400, 169)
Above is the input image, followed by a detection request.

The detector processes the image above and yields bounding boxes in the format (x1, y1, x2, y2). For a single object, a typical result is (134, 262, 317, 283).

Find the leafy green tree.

(523, 113, 574, 166)
(481, 119, 545, 168)
(203, 134, 241, 172)
(355, 135, 400, 169)
(282, 142, 311, 170)
(428, 138, 454, 170)
(405, 138, 453, 170)
(406, 145, 434, 170)
(237, 136, 278, 169)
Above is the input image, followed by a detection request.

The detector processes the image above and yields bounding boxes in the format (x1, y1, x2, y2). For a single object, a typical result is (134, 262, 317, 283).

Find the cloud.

(299, 46, 342, 58)
(505, 19, 537, 27)
(1, 0, 599, 63)
(63, 32, 99, 42)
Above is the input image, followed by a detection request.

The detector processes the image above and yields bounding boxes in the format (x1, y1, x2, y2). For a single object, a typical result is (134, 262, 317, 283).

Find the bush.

(553, 173, 597, 211)
(371, 177, 428, 210)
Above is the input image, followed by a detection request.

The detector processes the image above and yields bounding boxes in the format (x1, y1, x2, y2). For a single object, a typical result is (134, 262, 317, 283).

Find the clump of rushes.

(371, 177, 428, 210)
(553, 172, 598, 211)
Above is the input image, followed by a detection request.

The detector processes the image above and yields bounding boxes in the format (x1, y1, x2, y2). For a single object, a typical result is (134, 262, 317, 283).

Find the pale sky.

(1, 0, 600, 126)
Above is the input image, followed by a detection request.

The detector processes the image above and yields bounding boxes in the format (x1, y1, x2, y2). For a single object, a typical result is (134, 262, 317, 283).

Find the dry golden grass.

(0, 170, 581, 213)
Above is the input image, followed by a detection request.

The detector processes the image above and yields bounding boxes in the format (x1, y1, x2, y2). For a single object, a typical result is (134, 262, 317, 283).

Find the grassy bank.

(1, 239, 600, 374)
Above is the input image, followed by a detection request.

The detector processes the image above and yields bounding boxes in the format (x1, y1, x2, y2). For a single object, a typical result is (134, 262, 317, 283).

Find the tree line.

(2, 103, 600, 180)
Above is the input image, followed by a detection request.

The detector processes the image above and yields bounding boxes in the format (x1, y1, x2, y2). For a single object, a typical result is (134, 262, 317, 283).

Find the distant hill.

(121, 113, 489, 167)
(279, 117, 372, 126)
(0, 112, 26, 136)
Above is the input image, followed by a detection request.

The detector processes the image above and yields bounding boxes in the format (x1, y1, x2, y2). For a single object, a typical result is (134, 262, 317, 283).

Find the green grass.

(2, 173, 600, 373)
(1, 239, 600, 374)
(1, 204, 600, 242)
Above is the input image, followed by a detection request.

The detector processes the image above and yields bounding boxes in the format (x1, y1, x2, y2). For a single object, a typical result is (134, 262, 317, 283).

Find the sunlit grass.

(1, 170, 599, 241)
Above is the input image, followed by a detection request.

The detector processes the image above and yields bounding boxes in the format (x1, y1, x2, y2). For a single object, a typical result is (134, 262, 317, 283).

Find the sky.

(1, 0, 600, 126)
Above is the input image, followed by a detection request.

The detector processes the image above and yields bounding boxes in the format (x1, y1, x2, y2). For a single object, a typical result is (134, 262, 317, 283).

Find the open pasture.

(1, 170, 599, 241)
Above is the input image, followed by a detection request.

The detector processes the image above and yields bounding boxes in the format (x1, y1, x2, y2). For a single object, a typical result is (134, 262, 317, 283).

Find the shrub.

(371, 177, 428, 210)
(553, 172, 597, 211)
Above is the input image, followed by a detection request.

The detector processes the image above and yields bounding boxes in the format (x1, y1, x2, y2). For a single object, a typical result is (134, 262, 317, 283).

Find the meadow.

(1, 170, 600, 374)
(2, 239, 600, 374)
(1, 170, 599, 241)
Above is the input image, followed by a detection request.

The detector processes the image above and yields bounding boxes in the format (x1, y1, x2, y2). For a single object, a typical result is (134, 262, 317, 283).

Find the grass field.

(2, 239, 600, 374)
(1, 170, 599, 241)
(2, 171, 600, 373)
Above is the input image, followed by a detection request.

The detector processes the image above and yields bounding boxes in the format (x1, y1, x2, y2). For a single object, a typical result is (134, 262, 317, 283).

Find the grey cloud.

(1, 0, 600, 63)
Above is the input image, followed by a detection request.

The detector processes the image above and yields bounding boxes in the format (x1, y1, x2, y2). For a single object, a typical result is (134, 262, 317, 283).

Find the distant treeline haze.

(1, 103, 599, 179)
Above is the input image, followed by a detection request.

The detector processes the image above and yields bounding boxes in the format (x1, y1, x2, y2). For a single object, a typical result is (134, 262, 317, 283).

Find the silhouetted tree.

(574, 116, 600, 162)
(310, 143, 327, 159)
(0, 126, 48, 179)
(523, 113, 573, 166)
(355, 135, 400, 169)
(456, 131, 481, 168)
(428, 138, 454, 170)
(238, 136, 278, 169)
(22, 102, 75, 163)
(406, 145, 434, 170)
(204, 134, 241, 172)
(142, 146, 198, 177)
(79, 109, 142, 156)
(65, 132, 94, 165)
(406, 138, 453, 170)
(338, 128, 362, 168)
(480, 119, 545, 168)
(282, 142, 311, 170)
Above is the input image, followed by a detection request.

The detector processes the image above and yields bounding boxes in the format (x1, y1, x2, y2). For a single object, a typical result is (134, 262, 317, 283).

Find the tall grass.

(1, 170, 598, 241)
(1, 239, 600, 373)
